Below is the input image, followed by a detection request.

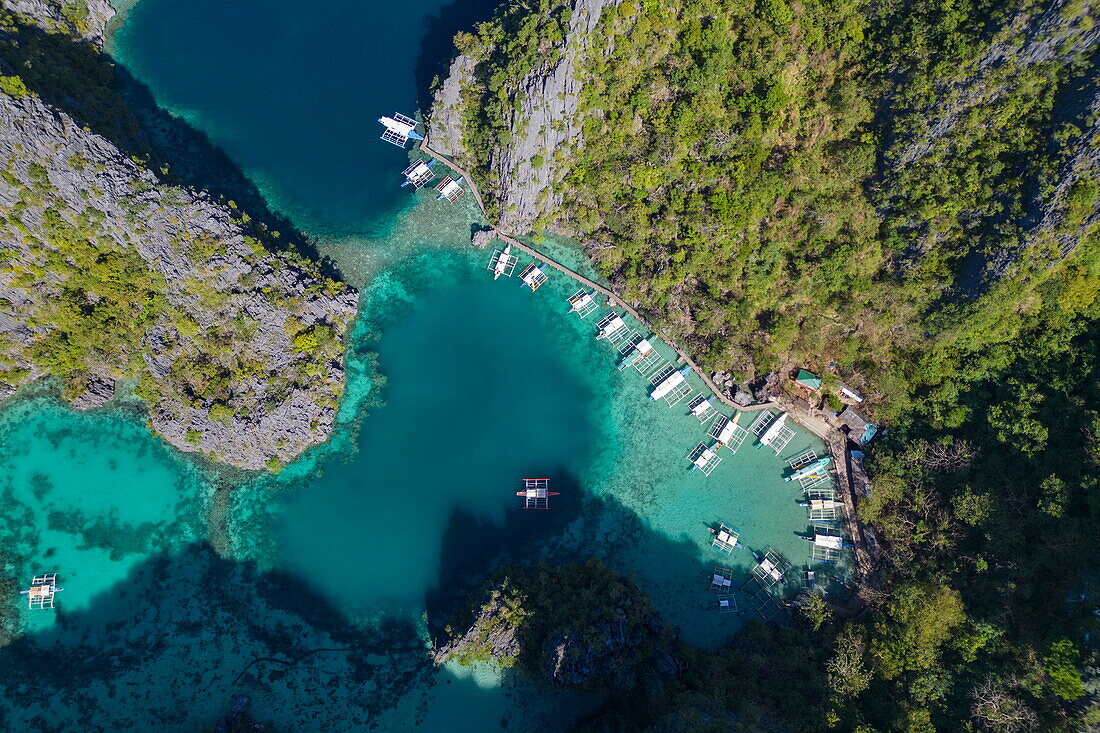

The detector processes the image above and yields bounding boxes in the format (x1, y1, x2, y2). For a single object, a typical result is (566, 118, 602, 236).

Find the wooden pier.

(419, 140, 777, 416)
(419, 139, 878, 598)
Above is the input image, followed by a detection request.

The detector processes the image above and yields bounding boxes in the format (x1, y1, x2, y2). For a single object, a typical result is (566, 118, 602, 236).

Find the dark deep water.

(0, 0, 841, 729)
(110, 0, 498, 237)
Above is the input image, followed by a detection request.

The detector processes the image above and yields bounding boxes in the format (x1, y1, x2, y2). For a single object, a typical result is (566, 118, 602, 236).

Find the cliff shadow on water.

(423, 470, 770, 648)
(0, 17, 341, 279)
(0, 543, 433, 729)
(414, 0, 504, 113)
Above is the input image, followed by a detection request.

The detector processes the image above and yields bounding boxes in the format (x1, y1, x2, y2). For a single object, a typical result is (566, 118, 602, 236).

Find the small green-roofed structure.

(795, 369, 822, 391)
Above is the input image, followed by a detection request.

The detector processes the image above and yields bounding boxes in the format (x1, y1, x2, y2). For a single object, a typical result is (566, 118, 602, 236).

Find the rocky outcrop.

(431, 578, 526, 667)
(426, 0, 616, 233)
(433, 561, 679, 696)
(3, 0, 115, 42)
(0, 90, 357, 470)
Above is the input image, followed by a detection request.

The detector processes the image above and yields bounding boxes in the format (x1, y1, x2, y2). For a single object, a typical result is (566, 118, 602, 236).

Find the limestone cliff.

(0, 90, 357, 470)
(2, 0, 114, 41)
(0, 4, 358, 471)
(426, 0, 616, 233)
(432, 561, 679, 694)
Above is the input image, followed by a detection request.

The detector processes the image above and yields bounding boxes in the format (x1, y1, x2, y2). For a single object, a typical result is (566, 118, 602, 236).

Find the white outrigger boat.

(800, 497, 841, 521)
(805, 532, 845, 562)
(596, 313, 625, 339)
(487, 244, 518, 279)
(378, 112, 423, 147)
(401, 158, 436, 189)
(518, 263, 547, 291)
(688, 395, 716, 423)
(567, 289, 599, 318)
(755, 412, 791, 451)
(786, 455, 832, 482)
(21, 572, 62, 609)
(687, 442, 722, 476)
(435, 176, 465, 203)
(709, 523, 741, 553)
(619, 338, 662, 374)
(708, 412, 749, 452)
(649, 365, 692, 406)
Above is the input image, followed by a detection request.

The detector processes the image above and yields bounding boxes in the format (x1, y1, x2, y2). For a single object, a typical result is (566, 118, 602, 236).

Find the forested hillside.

(430, 0, 1100, 729)
(436, 0, 1098, 419)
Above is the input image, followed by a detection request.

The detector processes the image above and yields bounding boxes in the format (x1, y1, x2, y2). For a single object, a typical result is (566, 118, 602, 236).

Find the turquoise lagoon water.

(0, 1, 850, 729)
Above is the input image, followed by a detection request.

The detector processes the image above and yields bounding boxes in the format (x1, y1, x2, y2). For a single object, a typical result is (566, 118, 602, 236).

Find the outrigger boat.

(712, 412, 743, 445)
(709, 523, 741, 553)
(517, 478, 558, 509)
(755, 413, 789, 450)
(650, 366, 690, 401)
(567, 289, 599, 318)
(378, 113, 423, 147)
(518, 263, 547, 291)
(401, 158, 436, 188)
(785, 456, 832, 482)
(487, 243, 518, 279)
(687, 442, 722, 476)
(21, 573, 62, 609)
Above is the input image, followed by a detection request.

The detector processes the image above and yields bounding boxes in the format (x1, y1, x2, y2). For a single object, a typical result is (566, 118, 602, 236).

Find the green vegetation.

(438, 560, 677, 689)
(455, 0, 1099, 422)
(0, 7, 355, 468)
(447, 0, 1100, 728)
(0, 75, 29, 98)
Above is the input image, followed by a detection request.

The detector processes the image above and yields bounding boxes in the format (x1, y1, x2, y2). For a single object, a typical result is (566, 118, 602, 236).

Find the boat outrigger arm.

(378, 113, 424, 147)
(785, 456, 833, 482)
(757, 413, 788, 448)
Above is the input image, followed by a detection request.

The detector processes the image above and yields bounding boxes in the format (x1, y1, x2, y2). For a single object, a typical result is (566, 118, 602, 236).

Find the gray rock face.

(431, 579, 525, 666)
(4, 0, 115, 41)
(470, 229, 497, 250)
(0, 91, 357, 470)
(427, 0, 617, 233)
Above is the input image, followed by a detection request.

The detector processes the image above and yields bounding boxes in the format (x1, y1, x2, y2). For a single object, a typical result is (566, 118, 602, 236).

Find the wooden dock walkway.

(420, 140, 774, 415)
(419, 139, 877, 595)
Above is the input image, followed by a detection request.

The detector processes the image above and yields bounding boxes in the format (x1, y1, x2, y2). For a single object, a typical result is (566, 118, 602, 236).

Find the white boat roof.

(759, 558, 781, 579)
(381, 116, 415, 134)
(521, 266, 544, 282)
(717, 419, 738, 442)
(650, 370, 685, 399)
(571, 292, 592, 305)
(815, 534, 843, 549)
(691, 398, 712, 415)
(440, 180, 463, 194)
(634, 339, 652, 352)
(694, 448, 716, 467)
(601, 315, 625, 332)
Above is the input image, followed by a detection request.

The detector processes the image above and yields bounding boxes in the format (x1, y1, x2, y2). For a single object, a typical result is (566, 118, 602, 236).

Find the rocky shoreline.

(0, 1, 358, 470)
